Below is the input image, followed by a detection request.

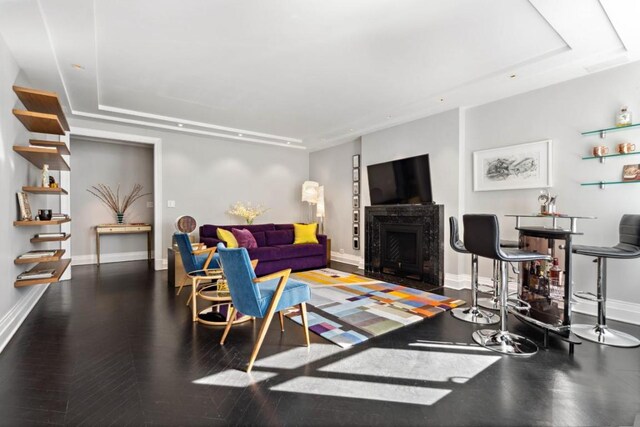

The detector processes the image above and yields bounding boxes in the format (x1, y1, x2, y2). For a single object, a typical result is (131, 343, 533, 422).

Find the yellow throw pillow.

(294, 223, 319, 244)
(216, 228, 238, 248)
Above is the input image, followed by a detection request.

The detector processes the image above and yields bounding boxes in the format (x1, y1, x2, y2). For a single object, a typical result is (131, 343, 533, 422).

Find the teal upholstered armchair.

(217, 243, 311, 372)
(174, 232, 222, 321)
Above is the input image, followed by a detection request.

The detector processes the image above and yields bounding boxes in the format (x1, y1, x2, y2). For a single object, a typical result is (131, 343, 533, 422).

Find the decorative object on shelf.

(616, 106, 632, 128)
(227, 201, 269, 225)
(538, 189, 558, 214)
(48, 175, 58, 189)
(41, 163, 49, 188)
(87, 183, 150, 224)
(301, 180, 320, 222)
(473, 139, 553, 192)
(622, 164, 640, 181)
(16, 192, 33, 221)
(316, 186, 325, 234)
(592, 145, 609, 157)
(37, 209, 52, 221)
(618, 142, 636, 154)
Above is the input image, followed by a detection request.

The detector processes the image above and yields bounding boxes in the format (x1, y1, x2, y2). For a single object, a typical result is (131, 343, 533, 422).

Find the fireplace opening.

(381, 224, 423, 280)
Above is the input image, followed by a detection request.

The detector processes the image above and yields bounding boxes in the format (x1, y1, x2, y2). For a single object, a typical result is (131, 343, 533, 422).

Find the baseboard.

(330, 251, 363, 267)
(444, 274, 496, 290)
(572, 299, 640, 326)
(72, 251, 154, 266)
(159, 258, 168, 270)
(0, 285, 49, 353)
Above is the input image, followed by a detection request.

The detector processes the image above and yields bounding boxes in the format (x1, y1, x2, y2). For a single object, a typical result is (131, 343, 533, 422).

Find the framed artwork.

(353, 236, 360, 250)
(473, 139, 552, 192)
(353, 182, 359, 195)
(16, 192, 32, 220)
(353, 210, 359, 222)
(623, 164, 640, 181)
(353, 223, 359, 236)
(352, 168, 359, 182)
(352, 195, 359, 208)
(352, 154, 360, 168)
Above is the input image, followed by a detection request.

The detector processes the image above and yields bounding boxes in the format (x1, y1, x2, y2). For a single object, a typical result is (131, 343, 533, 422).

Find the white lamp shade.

(316, 186, 325, 217)
(301, 180, 320, 203)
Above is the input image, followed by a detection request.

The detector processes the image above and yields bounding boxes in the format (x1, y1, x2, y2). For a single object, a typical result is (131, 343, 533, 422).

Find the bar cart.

(505, 214, 596, 353)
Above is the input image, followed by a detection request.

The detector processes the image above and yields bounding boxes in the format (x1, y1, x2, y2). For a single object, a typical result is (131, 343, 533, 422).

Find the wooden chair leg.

(300, 302, 310, 347)
(191, 277, 198, 322)
(247, 309, 277, 373)
(220, 306, 236, 345)
(278, 312, 285, 332)
(176, 275, 188, 296)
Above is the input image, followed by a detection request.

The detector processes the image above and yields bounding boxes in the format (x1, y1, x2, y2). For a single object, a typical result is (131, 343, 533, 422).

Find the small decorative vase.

(41, 164, 50, 188)
(246, 218, 254, 225)
(116, 213, 124, 224)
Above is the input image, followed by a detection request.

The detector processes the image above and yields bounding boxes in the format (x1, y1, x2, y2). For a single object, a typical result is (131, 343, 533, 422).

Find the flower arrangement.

(227, 202, 269, 225)
(87, 183, 150, 224)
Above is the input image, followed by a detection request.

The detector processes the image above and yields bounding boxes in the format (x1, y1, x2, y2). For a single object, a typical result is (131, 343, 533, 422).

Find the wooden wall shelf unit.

(22, 186, 68, 195)
(29, 139, 70, 155)
(13, 145, 70, 171)
(12, 85, 71, 286)
(31, 234, 71, 243)
(12, 109, 66, 135)
(14, 218, 71, 226)
(14, 259, 71, 287)
(15, 249, 66, 264)
(13, 85, 70, 131)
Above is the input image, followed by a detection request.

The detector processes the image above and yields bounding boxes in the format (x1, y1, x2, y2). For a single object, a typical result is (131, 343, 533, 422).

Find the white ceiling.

(1, 0, 639, 150)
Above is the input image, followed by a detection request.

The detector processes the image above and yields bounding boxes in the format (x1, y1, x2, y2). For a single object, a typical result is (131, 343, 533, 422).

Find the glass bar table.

(505, 214, 596, 353)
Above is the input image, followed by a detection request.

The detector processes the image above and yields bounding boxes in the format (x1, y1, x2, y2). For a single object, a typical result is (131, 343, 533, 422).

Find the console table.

(95, 223, 152, 266)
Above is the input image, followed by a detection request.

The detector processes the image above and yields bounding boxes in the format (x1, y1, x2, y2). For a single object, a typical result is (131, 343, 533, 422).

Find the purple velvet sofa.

(199, 223, 327, 276)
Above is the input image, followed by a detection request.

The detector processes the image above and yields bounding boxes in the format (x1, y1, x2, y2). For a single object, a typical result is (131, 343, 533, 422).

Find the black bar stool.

(571, 214, 640, 348)
(464, 214, 550, 356)
(449, 217, 499, 325)
(477, 240, 519, 311)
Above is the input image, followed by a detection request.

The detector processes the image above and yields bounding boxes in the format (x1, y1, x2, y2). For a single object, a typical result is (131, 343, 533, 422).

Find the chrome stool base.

(451, 306, 499, 325)
(477, 296, 500, 311)
(473, 329, 538, 356)
(571, 324, 640, 348)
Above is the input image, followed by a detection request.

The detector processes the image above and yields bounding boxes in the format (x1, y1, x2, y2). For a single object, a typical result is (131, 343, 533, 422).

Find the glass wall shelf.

(581, 180, 640, 189)
(582, 152, 640, 163)
(581, 123, 640, 138)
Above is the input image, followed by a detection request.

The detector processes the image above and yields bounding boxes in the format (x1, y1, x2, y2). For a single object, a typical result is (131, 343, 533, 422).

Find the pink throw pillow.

(231, 228, 258, 249)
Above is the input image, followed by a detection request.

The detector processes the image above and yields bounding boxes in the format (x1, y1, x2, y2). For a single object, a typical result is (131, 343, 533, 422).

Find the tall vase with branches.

(87, 184, 150, 224)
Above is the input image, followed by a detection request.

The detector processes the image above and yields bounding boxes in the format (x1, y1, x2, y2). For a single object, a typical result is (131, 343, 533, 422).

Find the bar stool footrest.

(572, 291, 602, 303)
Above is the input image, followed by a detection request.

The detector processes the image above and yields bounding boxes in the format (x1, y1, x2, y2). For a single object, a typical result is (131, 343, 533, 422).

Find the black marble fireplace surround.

(365, 204, 444, 291)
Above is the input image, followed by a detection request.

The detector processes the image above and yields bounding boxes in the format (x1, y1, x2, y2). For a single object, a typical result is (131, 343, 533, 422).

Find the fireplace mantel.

(365, 204, 444, 290)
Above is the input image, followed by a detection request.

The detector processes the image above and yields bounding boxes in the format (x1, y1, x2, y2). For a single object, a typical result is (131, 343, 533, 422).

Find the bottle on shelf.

(549, 257, 563, 299)
(616, 106, 632, 127)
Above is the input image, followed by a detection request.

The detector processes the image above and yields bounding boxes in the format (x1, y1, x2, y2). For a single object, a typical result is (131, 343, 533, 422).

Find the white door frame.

(70, 127, 164, 271)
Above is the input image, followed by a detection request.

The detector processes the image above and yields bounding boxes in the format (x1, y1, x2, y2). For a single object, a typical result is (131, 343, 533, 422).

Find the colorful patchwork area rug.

(286, 268, 465, 348)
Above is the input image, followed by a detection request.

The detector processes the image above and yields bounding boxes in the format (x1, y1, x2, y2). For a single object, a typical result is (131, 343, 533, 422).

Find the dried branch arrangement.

(87, 184, 150, 214)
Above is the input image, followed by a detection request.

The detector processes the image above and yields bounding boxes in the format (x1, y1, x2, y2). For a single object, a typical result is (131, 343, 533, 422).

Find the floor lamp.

(301, 181, 319, 223)
(316, 186, 325, 234)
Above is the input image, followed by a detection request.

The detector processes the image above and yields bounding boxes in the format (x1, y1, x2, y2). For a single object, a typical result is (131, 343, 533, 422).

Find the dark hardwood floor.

(1, 260, 639, 426)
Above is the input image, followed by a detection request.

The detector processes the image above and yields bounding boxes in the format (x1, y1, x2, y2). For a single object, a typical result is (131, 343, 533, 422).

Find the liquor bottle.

(549, 258, 562, 298)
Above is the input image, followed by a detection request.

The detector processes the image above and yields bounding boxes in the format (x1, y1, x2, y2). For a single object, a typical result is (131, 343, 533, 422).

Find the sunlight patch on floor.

(270, 376, 451, 405)
(193, 369, 277, 387)
(319, 347, 500, 384)
(253, 343, 347, 369)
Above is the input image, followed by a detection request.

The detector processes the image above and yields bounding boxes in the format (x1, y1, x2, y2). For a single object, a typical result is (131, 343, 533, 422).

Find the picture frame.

(352, 154, 360, 168)
(353, 210, 359, 222)
(16, 192, 32, 221)
(352, 168, 359, 182)
(352, 236, 360, 250)
(353, 223, 359, 236)
(353, 181, 359, 195)
(352, 195, 359, 208)
(473, 139, 552, 192)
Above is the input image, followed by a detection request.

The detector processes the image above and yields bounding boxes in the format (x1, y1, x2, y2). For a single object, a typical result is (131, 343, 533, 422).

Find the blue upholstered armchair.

(216, 243, 311, 372)
(174, 232, 222, 321)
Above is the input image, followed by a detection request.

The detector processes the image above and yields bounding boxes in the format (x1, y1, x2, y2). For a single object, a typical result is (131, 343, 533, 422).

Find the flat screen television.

(367, 154, 433, 205)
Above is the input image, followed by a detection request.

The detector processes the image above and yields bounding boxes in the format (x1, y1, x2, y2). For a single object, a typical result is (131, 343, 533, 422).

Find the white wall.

(68, 117, 309, 263)
(465, 60, 640, 312)
(309, 138, 361, 262)
(360, 109, 465, 276)
(70, 138, 154, 263)
(0, 34, 57, 351)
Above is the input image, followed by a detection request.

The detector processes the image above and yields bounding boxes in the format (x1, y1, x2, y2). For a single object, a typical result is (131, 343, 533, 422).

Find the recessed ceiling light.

(439, 98, 444, 102)
(71, 64, 84, 70)
(287, 141, 291, 145)
(237, 133, 244, 137)
(177, 123, 183, 127)
(510, 74, 517, 79)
